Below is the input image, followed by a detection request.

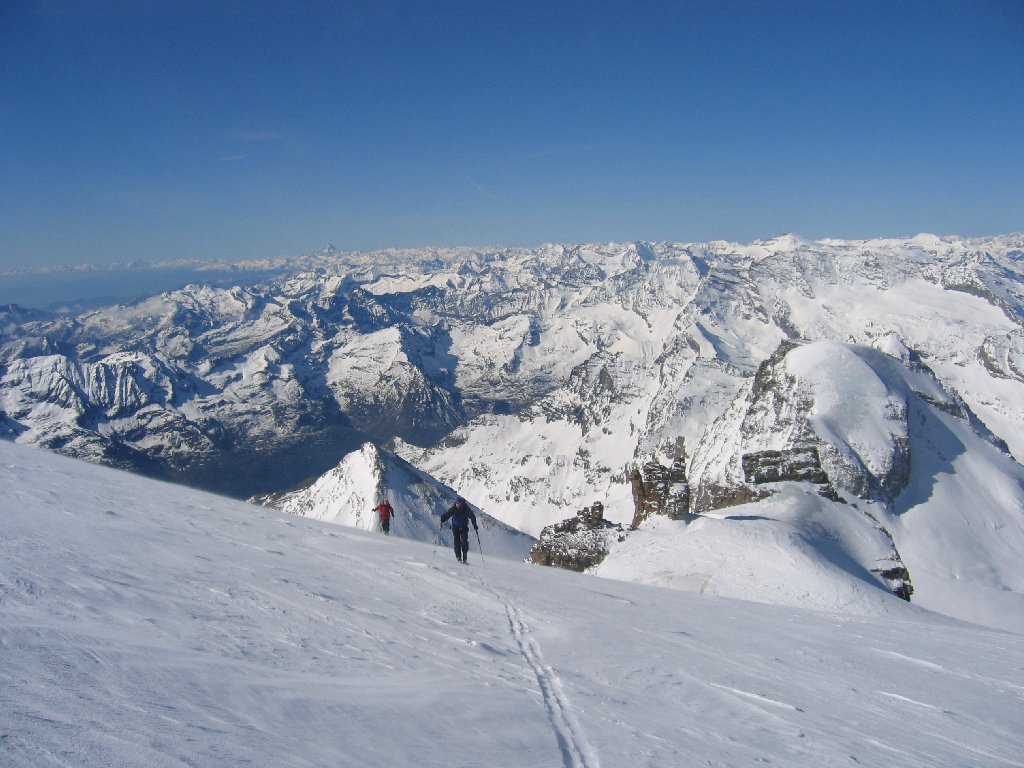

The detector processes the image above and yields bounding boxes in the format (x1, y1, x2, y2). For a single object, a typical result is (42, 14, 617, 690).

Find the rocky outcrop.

(741, 446, 828, 485)
(688, 339, 918, 513)
(630, 458, 690, 528)
(874, 562, 913, 602)
(741, 447, 839, 501)
(688, 481, 772, 514)
(530, 503, 625, 571)
(686, 339, 953, 602)
(978, 330, 1024, 383)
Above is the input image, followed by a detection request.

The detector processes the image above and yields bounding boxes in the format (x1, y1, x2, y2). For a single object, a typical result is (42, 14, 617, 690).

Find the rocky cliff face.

(678, 336, 1016, 602)
(629, 458, 690, 528)
(689, 339, 919, 512)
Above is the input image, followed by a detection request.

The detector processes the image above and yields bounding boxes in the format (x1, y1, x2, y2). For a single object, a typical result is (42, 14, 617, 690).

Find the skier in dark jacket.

(374, 499, 394, 535)
(440, 497, 477, 563)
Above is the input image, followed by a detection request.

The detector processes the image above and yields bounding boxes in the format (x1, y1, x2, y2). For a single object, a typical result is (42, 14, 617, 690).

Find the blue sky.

(1, 0, 1022, 270)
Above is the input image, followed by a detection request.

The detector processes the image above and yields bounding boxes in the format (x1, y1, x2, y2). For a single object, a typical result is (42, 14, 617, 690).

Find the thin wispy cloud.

(465, 175, 495, 197)
(219, 154, 247, 162)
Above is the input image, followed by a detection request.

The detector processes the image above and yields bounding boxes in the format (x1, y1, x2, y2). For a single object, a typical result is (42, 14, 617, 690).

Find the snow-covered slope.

(598, 488, 908, 616)
(3, 441, 1022, 767)
(274, 441, 534, 560)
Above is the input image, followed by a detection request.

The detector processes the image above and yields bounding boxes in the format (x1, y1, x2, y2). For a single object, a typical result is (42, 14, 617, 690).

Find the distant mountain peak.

(274, 442, 534, 559)
(759, 232, 816, 251)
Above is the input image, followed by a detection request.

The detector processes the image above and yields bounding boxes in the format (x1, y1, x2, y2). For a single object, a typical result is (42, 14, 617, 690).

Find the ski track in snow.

(486, 577, 598, 768)
(421, 554, 599, 767)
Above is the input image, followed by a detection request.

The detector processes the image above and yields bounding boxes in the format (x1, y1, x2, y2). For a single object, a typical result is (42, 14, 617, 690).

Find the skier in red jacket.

(374, 499, 395, 535)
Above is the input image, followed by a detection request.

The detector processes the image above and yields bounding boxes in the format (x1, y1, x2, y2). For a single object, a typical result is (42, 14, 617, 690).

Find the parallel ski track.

(430, 545, 597, 767)
(485, 576, 598, 768)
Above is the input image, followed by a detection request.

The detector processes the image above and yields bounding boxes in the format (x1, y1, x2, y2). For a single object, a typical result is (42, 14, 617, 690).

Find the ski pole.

(434, 522, 445, 557)
(475, 528, 484, 566)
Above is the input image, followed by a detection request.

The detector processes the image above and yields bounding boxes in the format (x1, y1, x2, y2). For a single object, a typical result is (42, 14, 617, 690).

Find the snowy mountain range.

(2, 233, 1024, 631)
(4, 439, 1022, 767)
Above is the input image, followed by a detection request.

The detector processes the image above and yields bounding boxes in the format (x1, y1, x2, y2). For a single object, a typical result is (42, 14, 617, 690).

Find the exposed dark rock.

(741, 447, 830, 486)
(696, 339, 931, 511)
(852, 503, 915, 602)
(630, 457, 690, 528)
(700, 446, 844, 509)
(529, 503, 624, 572)
(873, 563, 914, 602)
(692, 482, 773, 514)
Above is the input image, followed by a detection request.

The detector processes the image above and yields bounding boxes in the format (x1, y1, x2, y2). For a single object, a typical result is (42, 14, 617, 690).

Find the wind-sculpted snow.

(598, 489, 908, 615)
(2, 440, 1022, 767)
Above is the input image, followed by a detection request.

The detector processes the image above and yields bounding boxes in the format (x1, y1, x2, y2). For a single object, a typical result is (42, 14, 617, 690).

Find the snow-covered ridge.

(271, 441, 534, 560)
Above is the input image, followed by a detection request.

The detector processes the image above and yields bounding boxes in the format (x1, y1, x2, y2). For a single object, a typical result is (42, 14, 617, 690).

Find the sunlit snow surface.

(3, 441, 1022, 768)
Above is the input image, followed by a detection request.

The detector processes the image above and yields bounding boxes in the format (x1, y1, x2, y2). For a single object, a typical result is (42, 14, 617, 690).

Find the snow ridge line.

(499, 595, 598, 768)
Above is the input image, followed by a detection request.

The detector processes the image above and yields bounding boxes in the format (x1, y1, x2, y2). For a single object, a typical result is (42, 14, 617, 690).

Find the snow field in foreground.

(2, 440, 1022, 767)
